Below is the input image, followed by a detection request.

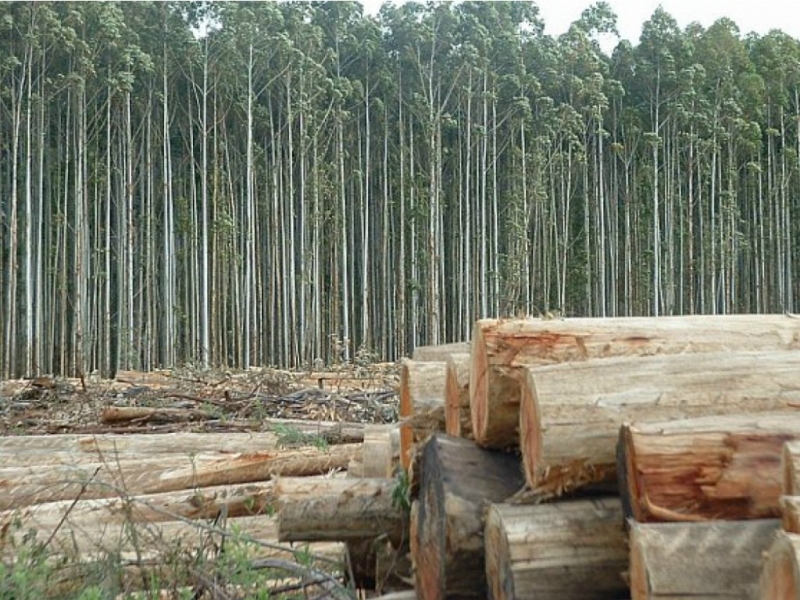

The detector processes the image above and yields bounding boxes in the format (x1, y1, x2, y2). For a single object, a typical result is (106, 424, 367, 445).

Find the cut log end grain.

(759, 532, 800, 600)
(399, 359, 447, 470)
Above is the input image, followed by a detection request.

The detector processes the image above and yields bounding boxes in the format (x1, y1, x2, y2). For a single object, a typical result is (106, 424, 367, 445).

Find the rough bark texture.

(471, 315, 800, 449)
(484, 498, 628, 600)
(619, 413, 800, 522)
(760, 531, 800, 600)
(399, 358, 447, 470)
(413, 434, 524, 600)
(275, 476, 404, 544)
(0, 443, 359, 510)
(444, 353, 472, 438)
(629, 519, 780, 599)
(518, 351, 800, 495)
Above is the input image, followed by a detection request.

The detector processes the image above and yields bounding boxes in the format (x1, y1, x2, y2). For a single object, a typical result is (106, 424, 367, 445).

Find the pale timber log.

(629, 519, 780, 599)
(518, 350, 800, 495)
(399, 359, 447, 470)
(359, 424, 400, 478)
(760, 531, 800, 599)
(619, 412, 800, 522)
(413, 434, 524, 600)
(485, 498, 628, 600)
(412, 342, 470, 362)
(0, 482, 274, 556)
(445, 353, 472, 438)
(784, 441, 800, 496)
(781, 497, 800, 534)
(0, 444, 359, 510)
(275, 477, 404, 544)
(471, 315, 800, 449)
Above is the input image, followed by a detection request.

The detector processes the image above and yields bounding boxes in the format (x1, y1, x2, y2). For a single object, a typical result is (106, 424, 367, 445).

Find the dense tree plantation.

(1, 1, 800, 378)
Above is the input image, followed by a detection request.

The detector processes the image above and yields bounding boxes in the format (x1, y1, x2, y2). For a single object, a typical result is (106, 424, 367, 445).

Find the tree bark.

(413, 434, 523, 600)
(399, 358, 447, 470)
(629, 519, 780, 599)
(619, 412, 800, 522)
(0, 444, 359, 510)
(519, 351, 800, 496)
(275, 476, 404, 544)
(445, 353, 471, 438)
(484, 498, 628, 600)
(471, 315, 800, 449)
(759, 531, 800, 600)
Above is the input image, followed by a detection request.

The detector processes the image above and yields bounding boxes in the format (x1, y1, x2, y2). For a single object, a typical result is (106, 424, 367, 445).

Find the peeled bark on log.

(275, 477, 404, 544)
(619, 412, 800, 522)
(412, 342, 470, 362)
(629, 519, 780, 599)
(0, 482, 274, 556)
(0, 431, 280, 467)
(399, 359, 447, 470)
(471, 315, 800, 449)
(784, 442, 800, 496)
(485, 498, 628, 600)
(0, 444, 359, 510)
(760, 531, 800, 600)
(413, 434, 524, 600)
(445, 353, 472, 439)
(518, 351, 800, 495)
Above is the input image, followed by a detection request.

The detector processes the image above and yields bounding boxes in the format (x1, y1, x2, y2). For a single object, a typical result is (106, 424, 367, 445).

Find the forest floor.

(0, 362, 400, 436)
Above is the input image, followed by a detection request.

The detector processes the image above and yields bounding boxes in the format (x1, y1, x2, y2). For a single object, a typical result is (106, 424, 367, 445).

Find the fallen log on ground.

(275, 477, 405, 545)
(759, 531, 800, 599)
(0, 482, 275, 556)
(471, 314, 800, 449)
(518, 351, 800, 495)
(619, 412, 800, 522)
(484, 498, 628, 600)
(0, 443, 359, 510)
(399, 359, 447, 470)
(413, 434, 523, 599)
(444, 353, 472, 439)
(629, 519, 780, 599)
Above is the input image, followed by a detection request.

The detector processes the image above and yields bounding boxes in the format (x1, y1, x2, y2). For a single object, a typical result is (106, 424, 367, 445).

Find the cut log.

(0, 482, 274, 556)
(0, 444, 359, 510)
(399, 359, 447, 470)
(413, 434, 524, 600)
(275, 477, 404, 544)
(518, 350, 800, 495)
(619, 412, 800, 522)
(781, 497, 800, 534)
(629, 519, 780, 599)
(444, 353, 472, 439)
(759, 531, 800, 600)
(485, 498, 628, 600)
(471, 314, 800, 449)
(784, 441, 800, 496)
(412, 342, 470, 362)
(360, 424, 400, 478)
(0, 431, 281, 467)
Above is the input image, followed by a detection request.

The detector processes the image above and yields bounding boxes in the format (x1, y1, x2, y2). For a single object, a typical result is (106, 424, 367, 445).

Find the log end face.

(760, 532, 800, 600)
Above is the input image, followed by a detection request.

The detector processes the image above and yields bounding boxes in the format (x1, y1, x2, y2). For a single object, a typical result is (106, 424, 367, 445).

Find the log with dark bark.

(275, 477, 405, 545)
(471, 315, 800, 449)
(0, 444, 359, 510)
(444, 353, 471, 438)
(399, 359, 447, 470)
(759, 531, 800, 600)
(518, 351, 800, 496)
(619, 412, 800, 522)
(484, 498, 628, 600)
(413, 434, 524, 600)
(629, 519, 780, 599)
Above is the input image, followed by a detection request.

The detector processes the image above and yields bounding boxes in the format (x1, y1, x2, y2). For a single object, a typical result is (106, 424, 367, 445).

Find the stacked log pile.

(400, 314, 800, 599)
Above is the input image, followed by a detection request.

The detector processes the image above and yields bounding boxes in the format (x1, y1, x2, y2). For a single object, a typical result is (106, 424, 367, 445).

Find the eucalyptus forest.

(1, 1, 799, 378)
